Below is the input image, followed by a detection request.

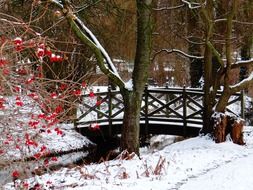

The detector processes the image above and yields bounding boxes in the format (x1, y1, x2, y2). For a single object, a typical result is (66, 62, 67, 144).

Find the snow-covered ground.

(0, 123, 93, 186)
(1, 88, 253, 189)
(4, 127, 253, 190)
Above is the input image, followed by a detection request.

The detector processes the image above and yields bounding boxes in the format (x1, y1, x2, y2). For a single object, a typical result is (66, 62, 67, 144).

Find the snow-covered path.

(180, 153, 253, 190)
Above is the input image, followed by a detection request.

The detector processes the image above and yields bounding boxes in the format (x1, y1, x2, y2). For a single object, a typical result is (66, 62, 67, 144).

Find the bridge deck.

(77, 121, 202, 138)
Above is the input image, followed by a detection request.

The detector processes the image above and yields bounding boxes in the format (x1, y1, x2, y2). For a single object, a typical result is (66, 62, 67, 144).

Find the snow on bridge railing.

(75, 85, 244, 137)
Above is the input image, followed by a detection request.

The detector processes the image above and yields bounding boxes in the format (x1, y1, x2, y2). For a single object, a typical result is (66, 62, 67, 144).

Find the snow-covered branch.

(48, 0, 63, 8)
(48, 0, 125, 89)
(73, 17, 120, 77)
(184, 36, 205, 45)
(181, 0, 205, 9)
(215, 19, 253, 25)
(153, 49, 203, 60)
(230, 71, 253, 93)
(153, 4, 185, 11)
(231, 59, 253, 69)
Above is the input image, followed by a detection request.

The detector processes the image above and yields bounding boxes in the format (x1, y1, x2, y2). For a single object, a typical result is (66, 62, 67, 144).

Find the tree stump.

(212, 113, 228, 143)
(230, 119, 245, 145)
(211, 112, 245, 145)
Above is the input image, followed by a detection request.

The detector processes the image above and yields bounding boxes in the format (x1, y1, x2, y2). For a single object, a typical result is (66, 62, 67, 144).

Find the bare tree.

(43, 0, 153, 155)
(198, 0, 253, 142)
(158, 0, 253, 141)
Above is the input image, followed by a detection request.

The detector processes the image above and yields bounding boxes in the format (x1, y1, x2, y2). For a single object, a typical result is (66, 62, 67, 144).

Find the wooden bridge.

(75, 86, 244, 138)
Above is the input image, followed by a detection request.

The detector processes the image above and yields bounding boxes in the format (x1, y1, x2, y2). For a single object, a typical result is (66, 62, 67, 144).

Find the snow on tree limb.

(67, 16, 125, 89)
(48, 0, 63, 8)
(230, 71, 253, 93)
(215, 19, 253, 25)
(153, 4, 185, 11)
(61, 0, 120, 78)
(231, 59, 253, 69)
(181, 0, 205, 9)
(73, 17, 121, 78)
(153, 49, 203, 60)
(48, 0, 126, 89)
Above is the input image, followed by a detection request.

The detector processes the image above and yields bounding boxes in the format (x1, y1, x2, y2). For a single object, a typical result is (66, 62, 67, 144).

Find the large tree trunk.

(121, 91, 142, 154)
(215, 90, 231, 113)
(202, 46, 213, 134)
(120, 0, 153, 155)
(239, 0, 253, 82)
(201, 0, 215, 134)
(202, 0, 227, 133)
(187, 9, 203, 88)
(239, 36, 251, 82)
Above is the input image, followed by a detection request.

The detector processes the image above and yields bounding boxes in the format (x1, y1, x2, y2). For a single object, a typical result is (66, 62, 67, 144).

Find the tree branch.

(181, 0, 205, 9)
(48, 0, 125, 89)
(48, 0, 63, 8)
(153, 4, 185, 11)
(153, 49, 203, 61)
(206, 41, 224, 67)
(215, 19, 253, 25)
(230, 71, 253, 93)
(231, 59, 253, 69)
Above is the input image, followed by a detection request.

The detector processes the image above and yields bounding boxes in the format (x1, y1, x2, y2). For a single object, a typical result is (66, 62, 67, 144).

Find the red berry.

(33, 153, 41, 159)
(55, 105, 63, 113)
(55, 55, 63, 62)
(81, 81, 86, 88)
(89, 91, 95, 98)
(37, 48, 45, 58)
(0, 58, 7, 67)
(13, 37, 22, 45)
(38, 43, 45, 49)
(16, 101, 24, 107)
(50, 92, 58, 99)
(96, 100, 102, 106)
(23, 182, 29, 188)
(2, 69, 10, 75)
(45, 48, 52, 57)
(51, 157, 58, 161)
(40, 145, 47, 152)
(50, 54, 57, 62)
(73, 89, 81, 96)
(12, 170, 20, 178)
(90, 123, 100, 131)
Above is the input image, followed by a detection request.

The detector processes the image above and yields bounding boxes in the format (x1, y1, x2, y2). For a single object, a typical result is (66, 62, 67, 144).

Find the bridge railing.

(75, 85, 244, 136)
(141, 86, 204, 136)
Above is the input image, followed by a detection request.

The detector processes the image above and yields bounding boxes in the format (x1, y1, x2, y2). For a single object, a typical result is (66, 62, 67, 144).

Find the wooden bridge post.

(240, 90, 245, 120)
(96, 88, 102, 119)
(183, 86, 187, 137)
(144, 84, 149, 139)
(73, 118, 77, 128)
(108, 85, 112, 136)
(165, 82, 169, 117)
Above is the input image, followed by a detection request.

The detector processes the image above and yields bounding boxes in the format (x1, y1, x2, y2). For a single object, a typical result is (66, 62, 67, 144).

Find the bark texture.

(201, 0, 215, 134)
(121, 91, 142, 154)
(120, 0, 153, 155)
(212, 113, 244, 145)
(187, 9, 203, 88)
